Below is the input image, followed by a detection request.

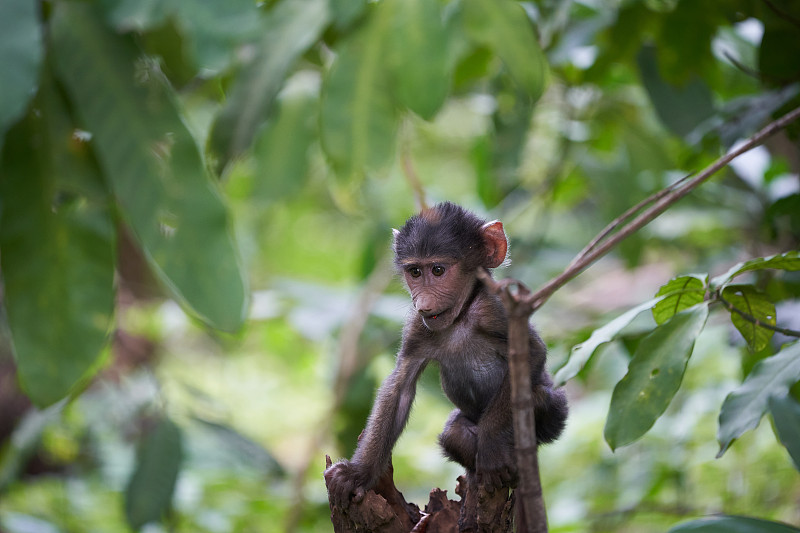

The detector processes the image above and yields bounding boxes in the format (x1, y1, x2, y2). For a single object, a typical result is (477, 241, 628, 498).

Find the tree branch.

(476, 103, 800, 532)
(522, 104, 800, 314)
(477, 270, 547, 532)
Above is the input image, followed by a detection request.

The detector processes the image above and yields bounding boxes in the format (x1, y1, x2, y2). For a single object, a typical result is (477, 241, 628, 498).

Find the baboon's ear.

(481, 220, 508, 268)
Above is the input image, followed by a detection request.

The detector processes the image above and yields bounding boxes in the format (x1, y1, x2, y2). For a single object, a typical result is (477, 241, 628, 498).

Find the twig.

(715, 292, 800, 338)
(721, 51, 761, 80)
(522, 104, 800, 313)
(401, 120, 429, 211)
(762, 0, 800, 29)
(566, 172, 693, 271)
(402, 151, 428, 212)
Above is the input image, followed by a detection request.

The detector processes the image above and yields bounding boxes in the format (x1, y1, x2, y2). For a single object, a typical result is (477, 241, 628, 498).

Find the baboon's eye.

(432, 265, 445, 276)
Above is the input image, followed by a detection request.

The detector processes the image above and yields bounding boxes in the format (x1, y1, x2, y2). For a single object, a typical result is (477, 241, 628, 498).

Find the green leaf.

(320, 8, 399, 178)
(103, 0, 261, 71)
(0, 75, 115, 407)
(252, 94, 318, 202)
(669, 515, 800, 532)
(721, 285, 776, 352)
(0, 0, 43, 140)
(711, 251, 800, 290)
(208, 0, 329, 173)
(717, 342, 800, 457)
(100, 0, 171, 31)
(637, 44, 714, 139)
(173, 0, 262, 72)
(770, 394, 800, 471)
(759, 20, 800, 85)
(51, 2, 248, 332)
(330, 0, 366, 30)
(605, 304, 709, 450)
(125, 417, 183, 530)
(656, 0, 721, 85)
(461, 0, 547, 100)
(383, 0, 450, 120)
(652, 275, 706, 325)
(554, 297, 662, 386)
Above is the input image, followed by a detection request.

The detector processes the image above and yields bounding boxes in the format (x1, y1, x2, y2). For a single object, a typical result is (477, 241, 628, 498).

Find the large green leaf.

(554, 297, 661, 386)
(637, 44, 714, 139)
(100, 0, 170, 30)
(102, 0, 260, 72)
(172, 0, 262, 72)
(51, 2, 248, 332)
(711, 251, 800, 290)
(717, 342, 800, 457)
(605, 304, 709, 450)
(252, 94, 318, 202)
(721, 285, 776, 352)
(208, 0, 329, 173)
(125, 417, 183, 530)
(770, 394, 800, 471)
(0, 0, 43, 140)
(320, 7, 399, 178)
(330, 0, 366, 30)
(461, 0, 547, 100)
(383, 0, 450, 120)
(0, 75, 115, 407)
(669, 516, 800, 532)
(759, 19, 800, 85)
(652, 275, 706, 325)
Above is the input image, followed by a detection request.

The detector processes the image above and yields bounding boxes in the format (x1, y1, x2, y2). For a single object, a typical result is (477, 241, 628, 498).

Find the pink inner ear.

(482, 220, 508, 268)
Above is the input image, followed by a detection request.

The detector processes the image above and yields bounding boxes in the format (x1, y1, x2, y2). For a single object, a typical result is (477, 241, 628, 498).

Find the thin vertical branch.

(477, 270, 547, 532)
(401, 119, 429, 211)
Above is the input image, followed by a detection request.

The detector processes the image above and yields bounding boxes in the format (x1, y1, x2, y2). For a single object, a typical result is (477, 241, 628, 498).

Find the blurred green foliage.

(1, 0, 800, 531)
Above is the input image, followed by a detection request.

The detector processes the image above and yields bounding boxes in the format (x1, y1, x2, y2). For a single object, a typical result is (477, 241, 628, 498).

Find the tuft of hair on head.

(392, 202, 501, 271)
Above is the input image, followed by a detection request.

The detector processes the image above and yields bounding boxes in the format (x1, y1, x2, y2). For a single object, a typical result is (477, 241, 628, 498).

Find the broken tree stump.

(325, 456, 514, 533)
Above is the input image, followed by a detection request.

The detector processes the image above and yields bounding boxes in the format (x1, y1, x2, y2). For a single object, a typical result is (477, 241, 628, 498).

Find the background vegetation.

(1, 0, 799, 531)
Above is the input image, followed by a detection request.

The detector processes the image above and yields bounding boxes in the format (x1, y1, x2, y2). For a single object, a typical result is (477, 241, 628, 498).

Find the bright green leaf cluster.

(208, 0, 330, 173)
(722, 285, 776, 352)
(319, 0, 547, 179)
(557, 251, 800, 454)
(51, 3, 248, 334)
(0, 2, 249, 411)
(652, 274, 706, 325)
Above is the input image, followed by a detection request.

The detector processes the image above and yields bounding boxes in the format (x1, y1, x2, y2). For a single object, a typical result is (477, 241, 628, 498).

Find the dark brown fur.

(325, 202, 567, 508)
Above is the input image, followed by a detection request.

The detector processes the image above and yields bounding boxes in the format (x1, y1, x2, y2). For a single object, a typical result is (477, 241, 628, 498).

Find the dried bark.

(325, 457, 513, 533)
